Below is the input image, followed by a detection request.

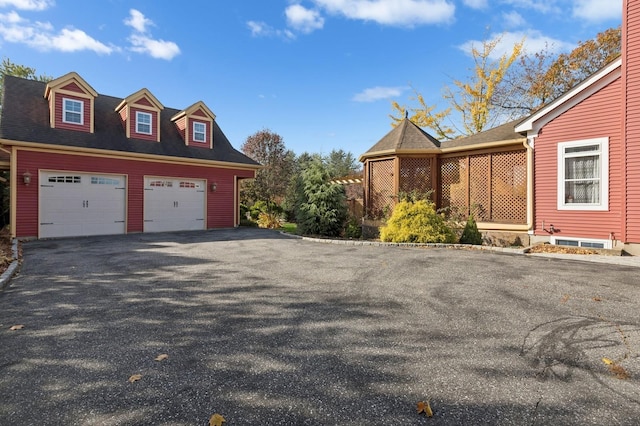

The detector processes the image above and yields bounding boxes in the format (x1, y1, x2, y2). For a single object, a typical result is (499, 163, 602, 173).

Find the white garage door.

(143, 177, 206, 233)
(39, 172, 126, 238)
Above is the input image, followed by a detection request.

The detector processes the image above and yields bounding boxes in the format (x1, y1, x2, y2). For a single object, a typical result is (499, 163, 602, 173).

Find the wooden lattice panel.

(491, 151, 527, 223)
(399, 157, 432, 195)
(368, 159, 395, 217)
(440, 156, 468, 214)
(469, 155, 490, 221)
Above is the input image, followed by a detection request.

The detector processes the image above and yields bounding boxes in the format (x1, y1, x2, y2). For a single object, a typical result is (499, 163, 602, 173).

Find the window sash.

(557, 138, 608, 211)
(63, 99, 83, 124)
(193, 122, 206, 142)
(136, 112, 152, 134)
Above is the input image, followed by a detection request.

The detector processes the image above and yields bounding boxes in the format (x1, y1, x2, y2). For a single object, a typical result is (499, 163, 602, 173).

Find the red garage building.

(0, 72, 260, 239)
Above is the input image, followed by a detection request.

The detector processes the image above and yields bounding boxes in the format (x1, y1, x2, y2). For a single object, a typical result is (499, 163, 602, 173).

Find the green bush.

(380, 199, 456, 243)
(459, 215, 483, 245)
(296, 160, 347, 237)
(343, 216, 362, 239)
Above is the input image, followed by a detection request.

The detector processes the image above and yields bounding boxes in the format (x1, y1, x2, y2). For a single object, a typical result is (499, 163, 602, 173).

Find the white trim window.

(63, 98, 83, 125)
(557, 137, 609, 211)
(193, 121, 206, 142)
(136, 111, 152, 135)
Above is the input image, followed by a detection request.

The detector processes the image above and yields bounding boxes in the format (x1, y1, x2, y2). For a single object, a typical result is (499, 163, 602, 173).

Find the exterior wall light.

(210, 182, 217, 192)
(23, 171, 32, 185)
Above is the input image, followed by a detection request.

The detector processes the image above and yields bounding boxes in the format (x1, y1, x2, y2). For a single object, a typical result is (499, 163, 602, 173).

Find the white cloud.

(286, 4, 324, 34)
(247, 20, 270, 37)
(502, 10, 525, 28)
(124, 9, 180, 60)
(500, 0, 560, 15)
(128, 34, 180, 60)
(0, 0, 52, 10)
(247, 20, 296, 40)
(459, 30, 574, 60)
(0, 11, 114, 53)
(312, 0, 455, 26)
(124, 9, 152, 33)
(352, 86, 405, 102)
(463, 0, 487, 9)
(572, 0, 622, 22)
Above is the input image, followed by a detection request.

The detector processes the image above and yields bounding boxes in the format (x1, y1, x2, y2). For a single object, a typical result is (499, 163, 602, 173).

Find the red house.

(0, 72, 260, 239)
(515, 0, 640, 254)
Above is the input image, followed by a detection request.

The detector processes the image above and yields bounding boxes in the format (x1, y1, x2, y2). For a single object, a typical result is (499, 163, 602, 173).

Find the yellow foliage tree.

(390, 34, 523, 138)
(443, 35, 523, 135)
(390, 88, 455, 140)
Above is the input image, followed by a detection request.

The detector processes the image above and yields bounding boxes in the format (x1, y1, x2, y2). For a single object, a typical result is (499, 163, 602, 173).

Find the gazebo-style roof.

(359, 118, 440, 161)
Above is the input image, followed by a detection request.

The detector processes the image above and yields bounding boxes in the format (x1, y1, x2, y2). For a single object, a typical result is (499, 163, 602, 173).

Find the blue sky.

(0, 0, 622, 159)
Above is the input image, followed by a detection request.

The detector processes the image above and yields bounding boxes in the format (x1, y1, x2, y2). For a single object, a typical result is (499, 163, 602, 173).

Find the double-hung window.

(136, 111, 152, 135)
(193, 122, 206, 142)
(63, 98, 83, 124)
(557, 137, 608, 211)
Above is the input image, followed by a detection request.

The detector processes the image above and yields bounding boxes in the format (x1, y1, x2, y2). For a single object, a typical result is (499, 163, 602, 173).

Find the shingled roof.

(360, 118, 440, 160)
(440, 119, 524, 150)
(0, 75, 260, 167)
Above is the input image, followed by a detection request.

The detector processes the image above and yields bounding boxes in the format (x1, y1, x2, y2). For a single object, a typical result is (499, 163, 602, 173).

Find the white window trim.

(550, 236, 612, 250)
(193, 121, 206, 142)
(557, 137, 609, 211)
(62, 98, 84, 125)
(136, 111, 153, 135)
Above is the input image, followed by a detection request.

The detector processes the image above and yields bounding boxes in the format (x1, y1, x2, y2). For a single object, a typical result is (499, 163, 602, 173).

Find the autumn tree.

(240, 129, 295, 211)
(496, 26, 621, 117)
(443, 35, 523, 135)
(390, 88, 455, 140)
(390, 35, 523, 138)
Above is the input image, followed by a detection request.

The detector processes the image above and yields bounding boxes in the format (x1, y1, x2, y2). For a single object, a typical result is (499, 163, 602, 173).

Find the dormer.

(171, 101, 216, 149)
(44, 72, 98, 133)
(115, 89, 164, 142)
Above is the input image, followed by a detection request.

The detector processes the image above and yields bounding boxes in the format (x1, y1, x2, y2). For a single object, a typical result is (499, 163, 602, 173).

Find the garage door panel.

(143, 177, 206, 233)
(39, 172, 126, 238)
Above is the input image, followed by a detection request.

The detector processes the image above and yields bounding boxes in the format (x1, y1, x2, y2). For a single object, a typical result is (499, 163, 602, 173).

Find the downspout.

(523, 136, 536, 235)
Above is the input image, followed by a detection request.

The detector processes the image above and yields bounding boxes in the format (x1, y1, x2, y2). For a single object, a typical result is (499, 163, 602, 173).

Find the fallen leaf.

(560, 294, 570, 303)
(209, 413, 226, 426)
(128, 374, 142, 383)
(9, 324, 24, 331)
(609, 364, 630, 380)
(417, 400, 433, 417)
(602, 357, 613, 365)
(155, 354, 169, 362)
(593, 297, 602, 302)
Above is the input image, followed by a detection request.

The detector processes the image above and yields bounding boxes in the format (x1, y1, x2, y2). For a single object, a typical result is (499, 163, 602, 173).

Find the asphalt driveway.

(1, 228, 639, 425)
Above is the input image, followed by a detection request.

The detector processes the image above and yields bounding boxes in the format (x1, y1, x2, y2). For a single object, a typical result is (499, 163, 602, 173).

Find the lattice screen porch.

(365, 149, 527, 224)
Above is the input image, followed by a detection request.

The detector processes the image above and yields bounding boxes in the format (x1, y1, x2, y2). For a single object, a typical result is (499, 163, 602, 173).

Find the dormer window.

(63, 98, 83, 125)
(171, 101, 216, 149)
(136, 111, 152, 135)
(193, 122, 206, 142)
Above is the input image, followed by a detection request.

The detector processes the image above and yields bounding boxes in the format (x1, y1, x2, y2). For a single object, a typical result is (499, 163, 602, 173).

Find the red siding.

(187, 117, 211, 147)
(534, 77, 623, 241)
(134, 96, 153, 107)
(193, 108, 207, 117)
(15, 149, 255, 238)
(54, 94, 91, 133)
(129, 107, 158, 142)
(61, 82, 84, 94)
(174, 116, 186, 141)
(623, 0, 640, 242)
